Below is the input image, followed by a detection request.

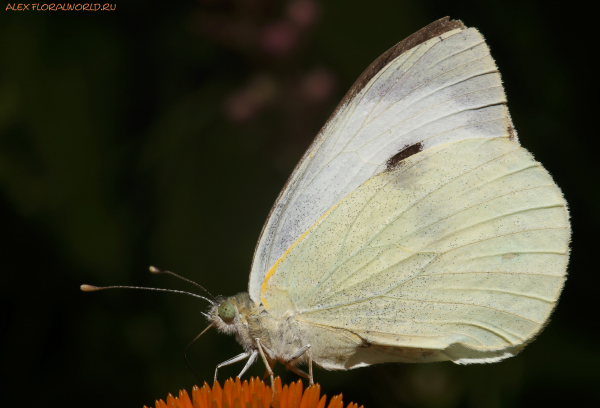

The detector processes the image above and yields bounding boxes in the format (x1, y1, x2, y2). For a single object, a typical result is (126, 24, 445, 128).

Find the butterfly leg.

(285, 363, 310, 381)
(286, 344, 313, 385)
(214, 352, 251, 384)
(263, 359, 275, 380)
(237, 350, 259, 379)
(308, 350, 313, 385)
(255, 338, 275, 397)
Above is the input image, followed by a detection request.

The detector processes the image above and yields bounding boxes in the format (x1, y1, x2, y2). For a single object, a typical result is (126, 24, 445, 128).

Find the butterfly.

(83, 17, 570, 386)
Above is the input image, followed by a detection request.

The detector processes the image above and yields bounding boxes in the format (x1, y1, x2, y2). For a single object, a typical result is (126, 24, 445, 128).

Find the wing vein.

(351, 83, 504, 154)
(340, 316, 519, 344)
(416, 204, 565, 250)
(393, 182, 552, 243)
(380, 295, 543, 324)
(420, 271, 564, 277)
(364, 45, 490, 126)
(441, 228, 568, 256)
(440, 287, 555, 302)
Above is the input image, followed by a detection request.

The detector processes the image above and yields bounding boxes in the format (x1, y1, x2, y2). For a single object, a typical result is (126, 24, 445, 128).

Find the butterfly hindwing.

(261, 138, 569, 364)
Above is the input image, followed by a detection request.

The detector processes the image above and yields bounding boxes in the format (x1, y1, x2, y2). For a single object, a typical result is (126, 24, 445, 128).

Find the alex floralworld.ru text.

(6, 3, 116, 11)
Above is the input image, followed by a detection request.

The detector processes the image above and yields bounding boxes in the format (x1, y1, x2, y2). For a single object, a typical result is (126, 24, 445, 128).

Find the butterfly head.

(218, 300, 236, 323)
(207, 292, 257, 337)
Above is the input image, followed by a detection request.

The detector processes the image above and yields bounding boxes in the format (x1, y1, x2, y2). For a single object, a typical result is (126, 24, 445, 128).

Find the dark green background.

(1, 1, 598, 407)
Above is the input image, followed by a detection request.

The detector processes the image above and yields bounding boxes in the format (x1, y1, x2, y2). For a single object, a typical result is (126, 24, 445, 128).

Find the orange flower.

(145, 376, 363, 408)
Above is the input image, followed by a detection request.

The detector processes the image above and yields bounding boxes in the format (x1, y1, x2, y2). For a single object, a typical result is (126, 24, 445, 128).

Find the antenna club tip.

(149, 266, 160, 273)
(81, 284, 99, 292)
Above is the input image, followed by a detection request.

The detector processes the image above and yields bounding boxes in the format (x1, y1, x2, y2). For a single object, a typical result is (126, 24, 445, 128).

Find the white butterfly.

(203, 17, 570, 384)
(84, 17, 570, 386)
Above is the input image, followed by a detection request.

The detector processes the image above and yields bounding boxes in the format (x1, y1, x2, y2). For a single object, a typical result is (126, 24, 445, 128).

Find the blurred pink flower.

(302, 68, 337, 103)
(287, 0, 320, 28)
(260, 20, 299, 55)
(224, 75, 278, 122)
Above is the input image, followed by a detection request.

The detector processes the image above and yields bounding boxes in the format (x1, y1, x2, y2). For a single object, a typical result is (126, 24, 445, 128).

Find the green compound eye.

(218, 301, 236, 323)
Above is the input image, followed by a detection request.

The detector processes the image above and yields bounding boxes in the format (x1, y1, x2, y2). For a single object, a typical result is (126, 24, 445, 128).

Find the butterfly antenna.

(80, 284, 216, 305)
(184, 323, 215, 383)
(149, 266, 216, 302)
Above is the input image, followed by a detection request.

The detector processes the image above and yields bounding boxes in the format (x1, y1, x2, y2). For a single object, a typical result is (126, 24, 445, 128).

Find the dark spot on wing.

(508, 124, 516, 141)
(386, 142, 423, 170)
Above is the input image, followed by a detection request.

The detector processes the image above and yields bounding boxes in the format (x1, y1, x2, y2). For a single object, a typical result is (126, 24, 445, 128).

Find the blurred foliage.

(0, 1, 598, 407)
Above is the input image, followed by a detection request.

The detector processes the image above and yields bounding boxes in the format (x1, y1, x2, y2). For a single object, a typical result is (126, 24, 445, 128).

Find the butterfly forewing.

(249, 20, 517, 303)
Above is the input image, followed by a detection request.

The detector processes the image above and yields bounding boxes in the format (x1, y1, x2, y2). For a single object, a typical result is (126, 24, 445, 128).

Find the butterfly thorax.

(208, 292, 307, 364)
